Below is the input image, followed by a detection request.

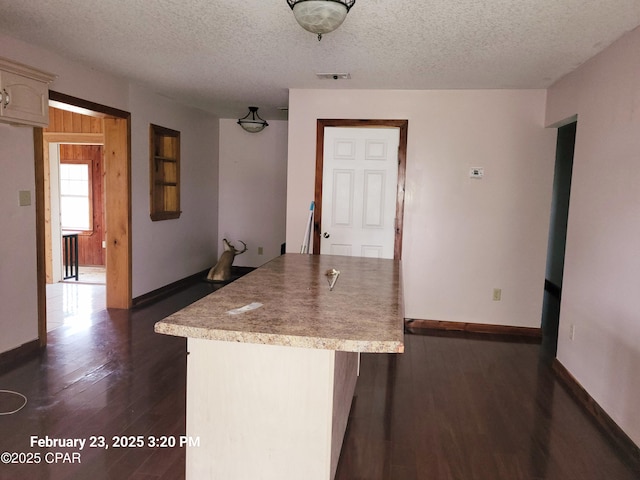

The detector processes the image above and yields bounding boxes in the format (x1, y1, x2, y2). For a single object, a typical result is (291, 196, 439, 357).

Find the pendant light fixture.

(286, 0, 356, 41)
(237, 107, 269, 133)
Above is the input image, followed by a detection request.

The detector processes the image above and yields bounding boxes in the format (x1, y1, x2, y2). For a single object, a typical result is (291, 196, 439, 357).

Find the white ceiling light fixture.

(237, 107, 269, 133)
(286, 0, 356, 41)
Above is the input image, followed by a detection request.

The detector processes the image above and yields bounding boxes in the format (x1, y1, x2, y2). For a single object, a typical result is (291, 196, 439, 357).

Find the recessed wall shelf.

(150, 124, 181, 221)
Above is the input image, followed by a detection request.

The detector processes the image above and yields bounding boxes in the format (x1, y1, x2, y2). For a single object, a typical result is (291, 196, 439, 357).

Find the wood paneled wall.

(43, 107, 106, 278)
(46, 107, 104, 134)
(60, 145, 105, 266)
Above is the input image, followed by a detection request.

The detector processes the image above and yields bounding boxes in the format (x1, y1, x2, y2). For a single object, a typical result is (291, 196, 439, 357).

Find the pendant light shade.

(287, 0, 356, 40)
(237, 107, 269, 133)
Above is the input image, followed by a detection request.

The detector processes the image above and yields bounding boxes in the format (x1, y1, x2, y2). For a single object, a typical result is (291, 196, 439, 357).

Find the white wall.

(0, 33, 219, 354)
(286, 89, 556, 328)
(0, 124, 39, 353)
(130, 85, 219, 297)
(218, 118, 288, 268)
(546, 26, 640, 446)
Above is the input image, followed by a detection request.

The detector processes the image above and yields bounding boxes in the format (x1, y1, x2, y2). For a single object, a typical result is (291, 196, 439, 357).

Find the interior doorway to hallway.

(46, 135, 107, 332)
(541, 120, 577, 357)
(34, 92, 132, 346)
(313, 119, 408, 260)
(49, 141, 106, 282)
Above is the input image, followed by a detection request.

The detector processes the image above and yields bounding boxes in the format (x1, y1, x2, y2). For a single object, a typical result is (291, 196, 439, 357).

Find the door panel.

(332, 170, 354, 226)
(330, 244, 353, 256)
(363, 170, 386, 227)
(321, 127, 399, 259)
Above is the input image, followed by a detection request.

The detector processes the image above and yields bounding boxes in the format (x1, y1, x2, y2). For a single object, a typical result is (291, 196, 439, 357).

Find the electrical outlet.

(492, 288, 502, 301)
(569, 324, 576, 341)
(258, 247, 264, 255)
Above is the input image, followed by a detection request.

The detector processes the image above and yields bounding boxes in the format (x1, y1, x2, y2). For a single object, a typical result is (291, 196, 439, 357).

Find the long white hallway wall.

(546, 26, 640, 447)
(0, 33, 219, 354)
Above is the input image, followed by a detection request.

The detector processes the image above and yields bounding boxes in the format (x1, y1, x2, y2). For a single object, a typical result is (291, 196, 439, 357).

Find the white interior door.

(321, 127, 399, 259)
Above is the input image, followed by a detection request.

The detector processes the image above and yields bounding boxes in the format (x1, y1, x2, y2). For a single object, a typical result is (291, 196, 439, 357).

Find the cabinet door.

(0, 70, 49, 126)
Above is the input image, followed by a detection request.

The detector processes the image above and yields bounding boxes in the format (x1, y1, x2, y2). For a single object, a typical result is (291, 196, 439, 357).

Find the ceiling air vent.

(316, 73, 351, 80)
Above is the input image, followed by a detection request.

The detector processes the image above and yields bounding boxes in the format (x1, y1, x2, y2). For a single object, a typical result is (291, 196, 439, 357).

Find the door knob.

(323, 232, 330, 238)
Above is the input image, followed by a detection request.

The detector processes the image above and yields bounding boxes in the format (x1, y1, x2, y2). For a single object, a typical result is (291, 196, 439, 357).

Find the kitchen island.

(155, 253, 404, 480)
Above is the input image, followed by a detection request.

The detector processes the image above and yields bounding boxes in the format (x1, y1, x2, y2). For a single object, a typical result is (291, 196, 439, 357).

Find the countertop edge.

(154, 321, 404, 354)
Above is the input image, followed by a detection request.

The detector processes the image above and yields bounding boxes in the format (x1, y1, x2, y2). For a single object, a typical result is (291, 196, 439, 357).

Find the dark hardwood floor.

(336, 332, 640, 480)
(1, 283, 638, 480)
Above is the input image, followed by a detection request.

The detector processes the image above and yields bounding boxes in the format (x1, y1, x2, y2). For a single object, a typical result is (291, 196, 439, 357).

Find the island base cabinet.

(186, 338, 358, 480)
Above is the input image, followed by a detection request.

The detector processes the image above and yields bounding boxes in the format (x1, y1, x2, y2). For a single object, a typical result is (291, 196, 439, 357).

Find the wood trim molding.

(36, 92, 132, 346)
(552, 359, 640, 466)
(132, 267, 255, 309)
(49, 91, 130, 119)
(132, 267, 214, 308)
(43, 132, 105, 144)
(132, 269, 211, 309)
(0, 339, 41, 374)
(33, 128, 48, 347)
(313, 119, 408, 259)
(405, 318, 543, 341)
(104, 117, 132, 309)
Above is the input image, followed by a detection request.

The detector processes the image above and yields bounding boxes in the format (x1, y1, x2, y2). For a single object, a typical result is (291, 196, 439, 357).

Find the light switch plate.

(19, 190, 31, 206)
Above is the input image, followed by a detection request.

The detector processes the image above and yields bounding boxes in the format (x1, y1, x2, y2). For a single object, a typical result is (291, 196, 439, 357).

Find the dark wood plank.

(0, 339, 40, 374)
(0, 283, 217, 480)
(1, 282, 638, 480)
(405, 318, 542, 340)
(335, 333, 640, 480)
(553, 358, 640, 465)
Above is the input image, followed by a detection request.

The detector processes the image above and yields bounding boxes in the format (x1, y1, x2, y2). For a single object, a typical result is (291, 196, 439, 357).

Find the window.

(60, 162, 92, 231)
(150, 124, 181, 221)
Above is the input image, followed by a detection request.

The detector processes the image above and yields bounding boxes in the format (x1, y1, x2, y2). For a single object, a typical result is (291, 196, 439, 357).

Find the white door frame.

(313, 119, 408, 259)
(49, 143, 63, 282)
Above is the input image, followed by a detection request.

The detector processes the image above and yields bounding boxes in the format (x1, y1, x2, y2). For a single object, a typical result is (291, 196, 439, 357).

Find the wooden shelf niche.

(150, 124, 181, 221)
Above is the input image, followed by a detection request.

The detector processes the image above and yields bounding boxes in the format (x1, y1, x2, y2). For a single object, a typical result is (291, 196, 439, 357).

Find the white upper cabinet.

(0, 57, 55, 127)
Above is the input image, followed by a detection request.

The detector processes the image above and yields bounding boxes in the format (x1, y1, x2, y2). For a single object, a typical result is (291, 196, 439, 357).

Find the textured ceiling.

(0, 0, 639, 120)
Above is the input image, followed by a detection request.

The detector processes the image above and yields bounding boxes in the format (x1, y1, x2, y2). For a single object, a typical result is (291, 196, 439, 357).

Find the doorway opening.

(49, 141, 106, 283)
(46, 139, 106, 332)
(313, 119, 408, 259)
(34, 92, 131, 346)
(541, 120, 577, 357)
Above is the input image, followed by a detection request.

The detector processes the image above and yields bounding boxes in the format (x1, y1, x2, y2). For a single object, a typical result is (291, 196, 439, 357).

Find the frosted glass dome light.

(287, 0, 356, 40)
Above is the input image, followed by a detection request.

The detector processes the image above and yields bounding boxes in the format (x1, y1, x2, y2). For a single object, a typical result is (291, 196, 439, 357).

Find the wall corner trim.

(552, 359, 640, 467)
(0, 339, 41, 374)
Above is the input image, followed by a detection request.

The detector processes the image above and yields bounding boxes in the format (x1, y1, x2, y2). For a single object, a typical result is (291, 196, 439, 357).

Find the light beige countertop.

(154, 253, 404, 353)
